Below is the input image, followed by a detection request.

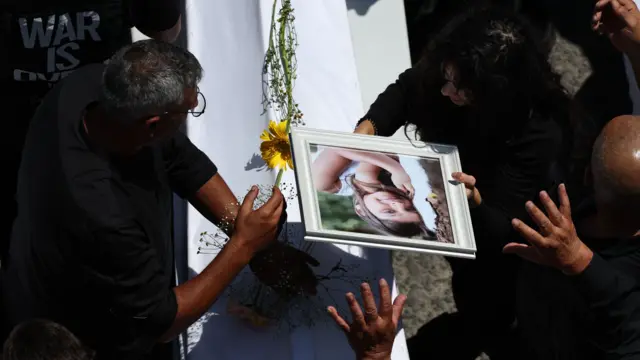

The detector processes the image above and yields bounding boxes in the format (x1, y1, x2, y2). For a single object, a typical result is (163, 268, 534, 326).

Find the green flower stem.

(278, 9, 294, 135)
(274, 168, 285, 188)
(273, 0, 295, 189)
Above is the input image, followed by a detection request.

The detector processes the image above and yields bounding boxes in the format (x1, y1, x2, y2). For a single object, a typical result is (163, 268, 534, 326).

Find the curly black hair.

(419, 5, 570, 122)
(411, 5, 595, 194)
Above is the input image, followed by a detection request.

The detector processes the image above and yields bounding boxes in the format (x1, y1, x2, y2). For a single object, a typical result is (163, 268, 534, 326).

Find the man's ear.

(145, 116, 162, 131)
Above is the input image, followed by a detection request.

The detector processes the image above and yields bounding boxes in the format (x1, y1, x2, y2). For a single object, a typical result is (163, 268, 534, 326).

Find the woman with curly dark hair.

(354, 5, 593, 360)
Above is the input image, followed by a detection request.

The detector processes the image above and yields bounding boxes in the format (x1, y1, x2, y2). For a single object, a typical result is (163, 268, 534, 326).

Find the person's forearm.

(355, 162, 383, 183)
(354, 120, 376, 135)
(334, 149, 403, 175)
(160, 238, 252, 342)
(312, 149, 354, 191)
(189, 174, 239, 235)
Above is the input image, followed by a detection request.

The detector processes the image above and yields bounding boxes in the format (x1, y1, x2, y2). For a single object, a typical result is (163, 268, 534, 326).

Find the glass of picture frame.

(290, 127, 476, 259)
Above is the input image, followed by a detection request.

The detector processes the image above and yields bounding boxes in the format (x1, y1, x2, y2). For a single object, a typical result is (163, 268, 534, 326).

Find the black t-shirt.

(1, 0, 180, 120)
(0, 0, 181, 264)
(516, 202, 640, 359)
(1, 64, 217, 359)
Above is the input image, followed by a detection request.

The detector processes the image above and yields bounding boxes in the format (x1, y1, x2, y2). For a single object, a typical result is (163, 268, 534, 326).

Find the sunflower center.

(275, 139, 291, 160)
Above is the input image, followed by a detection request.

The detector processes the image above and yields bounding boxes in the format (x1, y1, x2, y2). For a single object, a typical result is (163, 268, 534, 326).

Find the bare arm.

(159, 236, 251, 342)
(160, 174, 246, 341)
(188, 173, 239, 235)
(311, 148, 403, 192)
(354, 120, 376, 135)
(160, 186, 284, 342)
(310, 120, 386, 192)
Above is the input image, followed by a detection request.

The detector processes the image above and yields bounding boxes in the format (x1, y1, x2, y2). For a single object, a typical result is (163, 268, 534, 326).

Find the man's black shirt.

(517, 202, 640, 359)
(1, 64, 217, 359)
(0, 0, 182, 265)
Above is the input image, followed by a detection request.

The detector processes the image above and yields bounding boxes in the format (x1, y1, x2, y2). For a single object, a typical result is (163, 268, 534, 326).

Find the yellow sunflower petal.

(274, 120, 288, 139)
(260, 130, 272, 141)
(259, 120, 293, 170)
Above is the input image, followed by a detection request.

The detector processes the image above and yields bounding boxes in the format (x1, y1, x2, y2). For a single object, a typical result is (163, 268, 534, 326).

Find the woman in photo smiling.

(311, 147, 436, 240)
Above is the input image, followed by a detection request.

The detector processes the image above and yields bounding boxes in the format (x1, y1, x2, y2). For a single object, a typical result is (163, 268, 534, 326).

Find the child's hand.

(390, 170, 414, 198)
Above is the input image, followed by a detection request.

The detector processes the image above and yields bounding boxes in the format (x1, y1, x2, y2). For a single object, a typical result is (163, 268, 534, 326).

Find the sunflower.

(260, 120, 293, 170)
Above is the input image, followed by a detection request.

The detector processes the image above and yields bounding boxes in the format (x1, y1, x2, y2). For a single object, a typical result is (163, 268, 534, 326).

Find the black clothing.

(360, 66, 565, 359)
(0, 0, 182, 266)
(1, 64, 216, 359)
(517, 202, 640, 359)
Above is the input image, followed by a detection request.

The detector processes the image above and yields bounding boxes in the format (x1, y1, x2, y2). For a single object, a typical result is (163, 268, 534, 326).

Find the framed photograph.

(290, 128, 476, 259)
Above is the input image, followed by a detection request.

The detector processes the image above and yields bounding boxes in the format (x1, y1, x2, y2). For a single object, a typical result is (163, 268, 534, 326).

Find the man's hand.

(328, 279, 407, 360)
(503, 184, 594, 275)
(593, 0, 640, 53)
(230, 186, 285, 257)
(452, 172, 482, 208)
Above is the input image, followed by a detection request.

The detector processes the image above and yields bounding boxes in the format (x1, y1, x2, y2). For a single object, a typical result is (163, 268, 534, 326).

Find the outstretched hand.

(503, 184, 594, 275)
(328, 279, 407, 360)
(593, 0, 640, 53)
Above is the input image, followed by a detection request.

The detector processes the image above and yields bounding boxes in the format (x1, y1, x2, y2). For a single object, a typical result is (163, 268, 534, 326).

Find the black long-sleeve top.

(359, 67, 565, 255)
(517, 201, 640, 359)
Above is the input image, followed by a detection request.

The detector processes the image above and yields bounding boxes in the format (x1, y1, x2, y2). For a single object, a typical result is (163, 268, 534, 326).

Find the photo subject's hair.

(100, 39, 204, 123)
(346, 175, 436, 240)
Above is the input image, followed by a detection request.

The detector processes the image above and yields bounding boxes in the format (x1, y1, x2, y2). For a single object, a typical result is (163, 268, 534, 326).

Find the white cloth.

(182, 1, 410, 360)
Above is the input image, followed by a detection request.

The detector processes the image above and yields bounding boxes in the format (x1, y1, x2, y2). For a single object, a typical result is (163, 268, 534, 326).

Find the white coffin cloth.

(182, 1, 410, 359)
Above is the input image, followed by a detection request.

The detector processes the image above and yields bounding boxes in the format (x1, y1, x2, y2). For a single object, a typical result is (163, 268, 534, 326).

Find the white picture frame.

(290, 127, 476, 259)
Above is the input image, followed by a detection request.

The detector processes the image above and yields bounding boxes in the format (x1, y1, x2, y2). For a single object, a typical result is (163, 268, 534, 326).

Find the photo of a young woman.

(310, 145, 450, 242)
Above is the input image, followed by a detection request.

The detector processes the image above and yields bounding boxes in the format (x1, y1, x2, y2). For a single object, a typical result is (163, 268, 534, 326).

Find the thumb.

(240, 186, 259, 216)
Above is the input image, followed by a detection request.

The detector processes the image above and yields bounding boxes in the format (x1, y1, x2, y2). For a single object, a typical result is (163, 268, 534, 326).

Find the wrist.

(355, 119, 376, 135)
(470, 190, 482, 208)
(225, 235, 255, 264)
(562, 243, 594, 276)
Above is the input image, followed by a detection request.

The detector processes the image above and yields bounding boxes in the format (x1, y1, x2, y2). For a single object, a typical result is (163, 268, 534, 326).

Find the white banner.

(180, 1, 411, 359)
